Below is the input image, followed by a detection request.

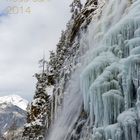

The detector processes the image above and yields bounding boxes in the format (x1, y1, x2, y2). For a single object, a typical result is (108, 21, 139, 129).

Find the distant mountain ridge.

(0, 95, 28, 139)
(0, 95, 28, 110)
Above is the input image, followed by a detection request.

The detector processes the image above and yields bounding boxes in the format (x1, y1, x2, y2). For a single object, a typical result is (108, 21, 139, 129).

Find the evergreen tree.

(22, 57, 51, 140)
(38, 55, 47, 73)
(70, 0, 82, 19)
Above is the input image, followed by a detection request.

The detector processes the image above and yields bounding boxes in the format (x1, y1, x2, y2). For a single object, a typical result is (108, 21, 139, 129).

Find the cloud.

(0, 0, 72, 100)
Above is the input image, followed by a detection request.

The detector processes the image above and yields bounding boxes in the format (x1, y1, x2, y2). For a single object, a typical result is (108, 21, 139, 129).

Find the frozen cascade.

(47, 70, 83, 140)
(80, 52, 117, 112)
(79, 0, 140, 139)
(46, 0, 140, 140)
(89, 62, 123, 126)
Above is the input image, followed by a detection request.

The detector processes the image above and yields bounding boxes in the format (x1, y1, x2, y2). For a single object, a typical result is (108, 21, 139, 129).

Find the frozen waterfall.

(46, 70, 83, 140)
(46, 0, 140, 140)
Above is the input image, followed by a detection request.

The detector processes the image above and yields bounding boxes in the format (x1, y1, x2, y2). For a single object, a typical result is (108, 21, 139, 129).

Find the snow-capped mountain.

(0, 95, 28, 110)
(0, 95, 28, 138)
(0, 104, 26, 133)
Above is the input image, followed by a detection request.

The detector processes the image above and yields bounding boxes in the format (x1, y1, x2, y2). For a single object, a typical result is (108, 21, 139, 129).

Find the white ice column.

(80, 52, 116, 112)
(117, 108, 137, 140)
(102, 90, 124, 126)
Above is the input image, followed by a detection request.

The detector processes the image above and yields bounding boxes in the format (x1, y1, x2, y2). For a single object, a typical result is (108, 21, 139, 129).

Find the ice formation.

(46, 0, 140, 140)
(47, 70, 83, 140)
(79, 0, 140, 139)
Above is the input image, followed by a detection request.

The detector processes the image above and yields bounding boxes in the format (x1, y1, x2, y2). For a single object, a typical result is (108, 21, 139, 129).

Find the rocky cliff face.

(23, 0, 140, 140)
(22, 1, 98, 140)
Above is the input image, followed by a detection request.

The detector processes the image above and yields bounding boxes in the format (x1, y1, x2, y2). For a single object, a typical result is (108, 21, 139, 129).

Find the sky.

(0, 0, 74, 101)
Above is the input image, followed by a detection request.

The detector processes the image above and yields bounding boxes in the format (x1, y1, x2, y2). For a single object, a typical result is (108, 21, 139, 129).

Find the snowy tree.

(22, 59, 51, 140)
(70, 0, 82, 19)
(38, 56, 47, 73)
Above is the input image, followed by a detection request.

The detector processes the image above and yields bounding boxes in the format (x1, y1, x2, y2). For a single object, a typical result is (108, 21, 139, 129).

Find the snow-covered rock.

(0, 95, 28, 140)
(0, 95, 28, 111)
(0, 95, 27, 138)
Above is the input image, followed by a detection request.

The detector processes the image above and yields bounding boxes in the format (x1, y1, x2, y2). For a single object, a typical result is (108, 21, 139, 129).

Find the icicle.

(122, 55, 140, 109)
(134, 28, 140, 37)
(102, 90, 124, 126)
(136, 87, 140, 140)
(80, 52, 116, 112)
(92, 127, 104, 140)
(104, 123, 123, 140)
(89, 63, 121, 126)
(117, 108, 137, 140)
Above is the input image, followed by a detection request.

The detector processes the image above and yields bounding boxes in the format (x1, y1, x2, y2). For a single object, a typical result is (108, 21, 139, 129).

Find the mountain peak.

(0, 95, 28, 111)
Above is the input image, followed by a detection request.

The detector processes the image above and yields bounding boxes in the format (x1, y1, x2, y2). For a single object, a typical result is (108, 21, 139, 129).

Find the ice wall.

(46, 0, 140, 140)
(79, 0, 140, 139)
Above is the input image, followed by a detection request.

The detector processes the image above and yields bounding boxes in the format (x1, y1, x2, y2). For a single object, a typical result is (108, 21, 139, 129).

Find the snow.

(26, 119, 43, 127)
(32, 98, 46, 107)
(0, 95, 28, 111)
(46, 86, 54, 96)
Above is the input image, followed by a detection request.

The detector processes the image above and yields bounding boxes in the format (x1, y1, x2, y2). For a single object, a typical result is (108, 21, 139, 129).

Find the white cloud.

(0, 0, 73, 100)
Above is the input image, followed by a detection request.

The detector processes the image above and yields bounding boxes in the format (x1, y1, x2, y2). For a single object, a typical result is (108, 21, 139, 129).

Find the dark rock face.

(69, 0, 98, 43)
